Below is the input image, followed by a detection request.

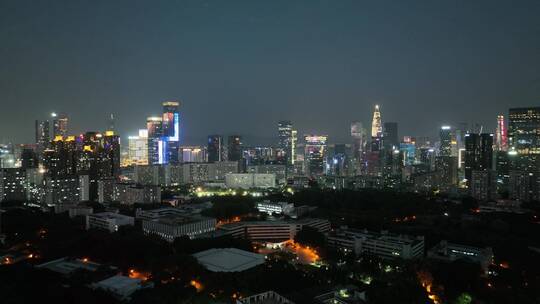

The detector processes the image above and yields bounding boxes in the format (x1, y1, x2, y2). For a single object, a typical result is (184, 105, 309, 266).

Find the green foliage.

(453, 293, 472, 304)
(294, 226, 325, 249)
(201, 195, 255, 219)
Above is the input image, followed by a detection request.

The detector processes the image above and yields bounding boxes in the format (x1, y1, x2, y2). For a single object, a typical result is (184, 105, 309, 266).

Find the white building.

(218, 218, 331, 242)
(225, 173, 276, 189)
(256, 201, 294, 215)
(327, 228, 424, 259)
(86, 212, 134, 233)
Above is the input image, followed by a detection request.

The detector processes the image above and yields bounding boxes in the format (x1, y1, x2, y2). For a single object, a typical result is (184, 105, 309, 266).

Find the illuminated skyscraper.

(35, 119, 50, 155)
(278, 120, 294, 165)
(351, 122, 366, 160)
(52, 112, 68, 137)
(508, 107, 540, 172)
(464, 133, 494, 184)
(439, 126, 452, 157)
(304, 135, 328, 176)
(127, 129, 149, 166)
(162, 101, 180, 164)
(495, 115, 508, 151)
(146, 116, 163, 165)
(207, 135, 223, 163)
(371, 105, 382, 138)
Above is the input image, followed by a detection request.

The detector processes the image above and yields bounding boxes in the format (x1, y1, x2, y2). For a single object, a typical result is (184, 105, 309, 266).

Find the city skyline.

(2, 1, 540, 144)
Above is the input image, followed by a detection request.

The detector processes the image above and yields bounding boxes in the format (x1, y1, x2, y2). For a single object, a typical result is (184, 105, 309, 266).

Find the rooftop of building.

(36, 257, 104, 275)
(193, 248, 265, 272)
(89, 212, 134, 220)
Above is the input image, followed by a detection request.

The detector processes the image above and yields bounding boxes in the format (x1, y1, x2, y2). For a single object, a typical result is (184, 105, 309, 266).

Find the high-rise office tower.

(291, 129, 297, 165)
(278, 120, 293, 165)
(207, 135, 223, 163)
(371, 105, 382, 138)
(383, 122, 398, 150)
(508, 107, 540, 171)
(35, 119, 50, 155)
(439, 126, 452, 157)
(146, 116, 163, 165)
(162, 101, 180, 164)
(103, 131, 121, 177)
(52, 112, 68, 137)
(464, 133, 494, 184)
(127, 129, 149, 166)
(304, 135, 327, 176)
(496, 115, 508, 151)
(227, 135, 242, 161)
(351, 122, 366, 160)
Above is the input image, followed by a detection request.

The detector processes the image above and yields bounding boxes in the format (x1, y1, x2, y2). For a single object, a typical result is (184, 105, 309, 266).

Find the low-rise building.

(68, 205, 93, 218)
(193, 248, 265, 272)
(327, 228, 424, 259)
(36, 257, 105, 276)
(256, 201, 294, 215)
(218, 218, 331, 242)
(86, 212, 134, 232)
(225, 173, 276, 189)
(138, 207, 216, 242)
(427, 240, 494, 273)
(93, 275, 152, 300)
(237, 291, 294, 304)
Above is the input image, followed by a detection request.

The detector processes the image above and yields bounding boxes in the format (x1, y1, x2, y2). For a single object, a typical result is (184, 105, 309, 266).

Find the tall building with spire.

(371, 105, 382, 138)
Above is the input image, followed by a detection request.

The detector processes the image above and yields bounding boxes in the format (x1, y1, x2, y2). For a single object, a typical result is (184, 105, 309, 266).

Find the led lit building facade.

(146, 116, 163, 165)
(304, 135, 328, 176)
(161, 101, 181, 164)
(496, 115, 508, 151)
(371, 105, 382, 138)
(508, 107, 540, 172)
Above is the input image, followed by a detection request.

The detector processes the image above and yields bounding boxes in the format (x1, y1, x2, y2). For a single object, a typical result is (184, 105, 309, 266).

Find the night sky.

(1, 0, 539, 145)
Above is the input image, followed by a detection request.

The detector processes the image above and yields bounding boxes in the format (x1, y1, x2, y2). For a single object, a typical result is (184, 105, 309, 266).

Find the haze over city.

(2, 0, 539, 144)
(1, 2, 540, 304)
